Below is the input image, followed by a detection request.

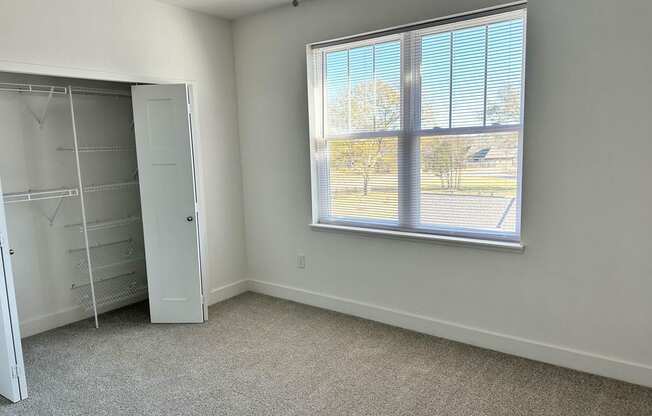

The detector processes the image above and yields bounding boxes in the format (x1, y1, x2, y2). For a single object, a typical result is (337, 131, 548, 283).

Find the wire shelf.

(3, 187, 79, 204)
(83, 181, 139, 193)
(77, 255, 145, 273)
(65, 215, 142, 232)
(69, 238, 133, 254)
(92, 256, 145, 272)
(2, 181, 139, 203)
(57, 145, 136, 153)
(0, 83, 68, 95)
(70, 86, 131, 98)
(74, 271, 147, 312)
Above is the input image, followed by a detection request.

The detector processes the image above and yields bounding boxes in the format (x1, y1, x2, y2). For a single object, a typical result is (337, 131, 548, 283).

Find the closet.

(0, 72, 205, 403)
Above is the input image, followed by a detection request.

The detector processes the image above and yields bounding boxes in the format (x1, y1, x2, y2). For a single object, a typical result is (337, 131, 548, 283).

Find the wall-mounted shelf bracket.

(3, 187, 80, 226)
(21, 86, 61, 129)
(44, 197, 65, 226)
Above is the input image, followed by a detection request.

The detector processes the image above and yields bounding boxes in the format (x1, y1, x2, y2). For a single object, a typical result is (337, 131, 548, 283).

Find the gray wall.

(233, 0, 652, 385)
(0, 0, 247, 330)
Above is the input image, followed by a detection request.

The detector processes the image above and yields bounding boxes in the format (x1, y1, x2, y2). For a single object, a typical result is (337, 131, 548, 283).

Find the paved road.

(420, 192, 516, 231)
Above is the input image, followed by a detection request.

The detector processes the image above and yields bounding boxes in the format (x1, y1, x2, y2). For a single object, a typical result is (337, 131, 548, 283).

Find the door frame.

(0, 178, 27, 401)
(0, 60, 211, 321)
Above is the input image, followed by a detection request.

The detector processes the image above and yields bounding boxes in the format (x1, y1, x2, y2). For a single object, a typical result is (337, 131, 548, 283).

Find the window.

(307, 5, 526, 244)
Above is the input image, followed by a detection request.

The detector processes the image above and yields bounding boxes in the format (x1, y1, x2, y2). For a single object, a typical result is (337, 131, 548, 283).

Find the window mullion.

(315, 51, 331, 222)
(448, 32, 453, 129)
(398, 31, 420, 230)
(347, 49, 351, 133)
(483, 25, 489, 127)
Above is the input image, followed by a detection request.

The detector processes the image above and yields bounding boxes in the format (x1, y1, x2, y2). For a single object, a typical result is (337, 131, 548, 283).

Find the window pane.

(451, 26, 486, 128)
(324, 41, 401, 136)
(421, 32, 451, 129)
(419, 17, 525, 131)
(325, 50, 349, 135)
(374, 42, 402, 131)
(486, 19, 525, 125)
(349, 46, 375, 132)
(326, 137, 398, 222)
(420, 132, 519, 234)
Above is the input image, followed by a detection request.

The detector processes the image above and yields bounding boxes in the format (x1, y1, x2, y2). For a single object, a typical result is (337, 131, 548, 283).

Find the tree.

(421, 137, 471, 192)
(421, 85, 520, 192)
(486, 85, 521, 125)
(333, 138, 392, 196)
(329, 80, 400, 196)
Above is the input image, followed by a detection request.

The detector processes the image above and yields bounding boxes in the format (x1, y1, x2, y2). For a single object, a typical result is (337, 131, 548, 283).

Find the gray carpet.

(1, 292, 651, 415)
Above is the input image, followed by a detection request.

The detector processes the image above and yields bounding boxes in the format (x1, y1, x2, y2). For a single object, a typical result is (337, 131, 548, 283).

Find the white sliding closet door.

(131, 84, 204, 324)
(0, 180, 26, 402)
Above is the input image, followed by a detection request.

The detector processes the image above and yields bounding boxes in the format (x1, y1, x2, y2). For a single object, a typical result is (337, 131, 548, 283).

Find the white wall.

(0, 0, 247, 331)
(233, 0, 652, 386)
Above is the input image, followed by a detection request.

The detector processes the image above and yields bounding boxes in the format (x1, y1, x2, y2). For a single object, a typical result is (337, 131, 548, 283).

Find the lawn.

(329, 170, 517, 221)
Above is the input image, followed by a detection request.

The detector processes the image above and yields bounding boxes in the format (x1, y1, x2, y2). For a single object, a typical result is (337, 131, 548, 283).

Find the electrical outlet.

(297, 254, 306, 269)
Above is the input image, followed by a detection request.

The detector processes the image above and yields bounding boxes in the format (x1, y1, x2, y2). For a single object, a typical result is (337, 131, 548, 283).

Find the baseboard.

(20, 293, 148, 338)
(208, 279, 249, 305)
(20, 280, 248, 337)
(248, 279, 652, 388)
(20, 306, 88, 338)
(19, 278, 652, 388)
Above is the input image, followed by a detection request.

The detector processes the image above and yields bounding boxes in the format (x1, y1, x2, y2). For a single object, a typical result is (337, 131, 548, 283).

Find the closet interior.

(0, 71, 204, 403)
(0, 72, 148, 332)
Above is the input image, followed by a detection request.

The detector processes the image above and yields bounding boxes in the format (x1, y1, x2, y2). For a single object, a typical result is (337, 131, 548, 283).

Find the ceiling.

(158, 0, 297, 20)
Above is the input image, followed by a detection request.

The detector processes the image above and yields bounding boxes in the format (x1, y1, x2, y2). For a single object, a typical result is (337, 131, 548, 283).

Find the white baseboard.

(247, 279, 652, 388)
(20, 306, 88, 338)
(20, 280, 248, 338)
(208, 279, 249, 305)
(20, 294, 148, 338)
(19, 278, 652, 388)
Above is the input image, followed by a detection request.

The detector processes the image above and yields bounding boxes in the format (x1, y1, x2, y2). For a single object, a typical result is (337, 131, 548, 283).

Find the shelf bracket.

(44, 196, 65, 227)
(25, 87, 55, 129)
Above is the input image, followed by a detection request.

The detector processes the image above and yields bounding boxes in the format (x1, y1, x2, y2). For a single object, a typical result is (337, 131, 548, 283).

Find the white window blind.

(307, 5, 526, 243)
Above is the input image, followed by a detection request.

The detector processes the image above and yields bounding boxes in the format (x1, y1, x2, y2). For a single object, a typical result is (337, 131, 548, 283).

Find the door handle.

(8, 249, 15, 255)
(186, 216, 194, 222)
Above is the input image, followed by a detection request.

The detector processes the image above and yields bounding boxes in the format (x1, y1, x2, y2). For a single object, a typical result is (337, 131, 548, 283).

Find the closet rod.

(69, 86, 131, 97)
(0, 83, 67, 95)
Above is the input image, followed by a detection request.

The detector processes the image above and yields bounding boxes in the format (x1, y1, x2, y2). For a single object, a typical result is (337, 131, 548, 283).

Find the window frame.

(307, 2, 527, 248)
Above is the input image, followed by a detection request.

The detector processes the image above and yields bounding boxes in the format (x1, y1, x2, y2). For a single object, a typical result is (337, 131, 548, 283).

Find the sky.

(324, 17, 525, 135)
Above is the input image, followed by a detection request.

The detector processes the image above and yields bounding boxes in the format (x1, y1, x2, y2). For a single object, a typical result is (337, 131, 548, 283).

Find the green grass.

(421, 173, 516, 198)
(331, 191, 398, 220)
(330, 172, 516, 195)
(329, 171, 516, 219)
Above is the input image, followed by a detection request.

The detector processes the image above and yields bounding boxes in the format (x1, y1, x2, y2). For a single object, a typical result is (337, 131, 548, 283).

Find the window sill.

(310, 223, 525, 252)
